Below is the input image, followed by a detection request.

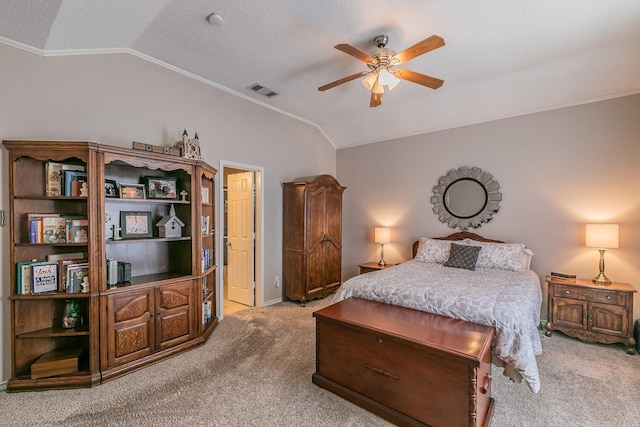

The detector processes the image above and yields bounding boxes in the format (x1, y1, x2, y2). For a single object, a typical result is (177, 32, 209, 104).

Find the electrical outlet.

(275, 276, 281, 287)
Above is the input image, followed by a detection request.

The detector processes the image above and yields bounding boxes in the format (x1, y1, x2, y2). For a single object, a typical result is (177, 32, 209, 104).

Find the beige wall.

(337, 94, 640, 325)
(0, 44, 337, 383)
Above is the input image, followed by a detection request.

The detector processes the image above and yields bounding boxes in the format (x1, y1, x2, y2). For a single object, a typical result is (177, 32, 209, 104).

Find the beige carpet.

(1, 298, 640, 426)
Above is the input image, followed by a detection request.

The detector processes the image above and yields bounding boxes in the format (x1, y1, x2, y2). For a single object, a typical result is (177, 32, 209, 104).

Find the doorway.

(219, 161, 263, 320)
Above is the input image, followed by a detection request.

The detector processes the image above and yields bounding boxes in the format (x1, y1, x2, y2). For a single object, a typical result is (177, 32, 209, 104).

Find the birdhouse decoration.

(156, 204, 185, 238)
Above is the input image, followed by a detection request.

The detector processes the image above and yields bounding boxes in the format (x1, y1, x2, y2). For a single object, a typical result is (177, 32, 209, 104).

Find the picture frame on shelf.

(144, 176, 178, 200)
(63, 171, 88, 197)
(105, 179, 119, 198)
(120, 211, 152, 239)
(119, 183, 145, 200)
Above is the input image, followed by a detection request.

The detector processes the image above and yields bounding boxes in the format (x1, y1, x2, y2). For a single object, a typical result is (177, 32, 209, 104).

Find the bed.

(333, 231, 543, 393)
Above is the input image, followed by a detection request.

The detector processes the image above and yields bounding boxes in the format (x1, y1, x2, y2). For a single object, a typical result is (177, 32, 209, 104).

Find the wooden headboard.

(412, 231, 505, 258)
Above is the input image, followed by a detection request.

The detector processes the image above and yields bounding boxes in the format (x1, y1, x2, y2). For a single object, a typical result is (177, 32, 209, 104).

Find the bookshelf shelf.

(17, 325, 90, 339)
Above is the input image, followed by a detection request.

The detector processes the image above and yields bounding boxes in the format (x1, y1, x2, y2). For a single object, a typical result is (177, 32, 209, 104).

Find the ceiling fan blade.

(335, 44, 375, 63)
(318, 71, 369, 91)
(393, 68, 444, 89)
(370, 92, 382, 107)
(390, 35, 445, 65)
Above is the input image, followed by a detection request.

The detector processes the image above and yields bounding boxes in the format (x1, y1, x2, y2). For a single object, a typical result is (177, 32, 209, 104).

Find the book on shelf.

(58, 259, 88, 292)
(31, 262, 59, 294)
(201, 216, 210, 235)
(69, 219, 88, 243)
(201, 186, 209, 203)
(27, 213, 60, 243)
(201, 248, 214, 271)
(28, 214, 88, 244)
(202, 300, 212, 324)
(46, 252, 85, 262)
(16, 259, 40, 294)
(201, 276, 208, 296)
(66, 263, 90, 293)
(45, 162, 85, 197)
(42, 216, 67, 244)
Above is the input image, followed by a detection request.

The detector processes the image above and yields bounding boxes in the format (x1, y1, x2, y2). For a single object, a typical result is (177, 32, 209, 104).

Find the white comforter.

(333, 260, 543, 393)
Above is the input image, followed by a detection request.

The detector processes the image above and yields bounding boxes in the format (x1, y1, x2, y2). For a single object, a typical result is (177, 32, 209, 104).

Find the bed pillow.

(520, 248, 534, 270)
(444, 243, 481, 270)
(415, 238, 457, 264)
(463, 239, 527, 272)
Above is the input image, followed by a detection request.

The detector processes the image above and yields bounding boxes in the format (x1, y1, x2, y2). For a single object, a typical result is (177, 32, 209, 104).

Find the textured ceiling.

(1, 0, 640, 148)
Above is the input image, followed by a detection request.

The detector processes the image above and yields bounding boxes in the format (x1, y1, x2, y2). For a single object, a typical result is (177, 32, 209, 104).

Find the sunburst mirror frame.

(431, 166, 502, 230)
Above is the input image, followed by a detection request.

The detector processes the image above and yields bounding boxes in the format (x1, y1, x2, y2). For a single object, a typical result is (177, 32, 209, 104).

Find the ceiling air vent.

(247, 83, 279, 98)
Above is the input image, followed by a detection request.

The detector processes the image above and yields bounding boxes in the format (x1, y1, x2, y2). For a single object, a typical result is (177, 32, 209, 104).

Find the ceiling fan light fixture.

(372, 80, 384, 94)
(362, 72, 377, 90)
(378, 68, 400, 90)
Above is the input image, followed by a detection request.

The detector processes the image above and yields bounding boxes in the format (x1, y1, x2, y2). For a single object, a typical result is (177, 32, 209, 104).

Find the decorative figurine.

(112, 224, 122, 240)
(180, 190, 188, 201)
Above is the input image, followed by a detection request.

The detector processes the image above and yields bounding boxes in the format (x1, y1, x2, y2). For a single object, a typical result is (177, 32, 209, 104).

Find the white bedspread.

(333, 260, 543, 393)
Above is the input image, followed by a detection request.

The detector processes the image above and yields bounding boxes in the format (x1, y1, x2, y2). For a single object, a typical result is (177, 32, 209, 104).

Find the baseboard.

(0, 379, 7, 391)
(264, 297, 283, 307)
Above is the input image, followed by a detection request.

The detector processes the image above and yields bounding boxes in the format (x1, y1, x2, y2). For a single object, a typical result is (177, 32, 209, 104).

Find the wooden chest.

(313, 297, 495, 427)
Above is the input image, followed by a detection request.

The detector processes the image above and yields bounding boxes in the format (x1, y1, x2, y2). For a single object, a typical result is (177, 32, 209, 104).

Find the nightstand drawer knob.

(606, 295, 612, 300)
(565, 290, 570, 294)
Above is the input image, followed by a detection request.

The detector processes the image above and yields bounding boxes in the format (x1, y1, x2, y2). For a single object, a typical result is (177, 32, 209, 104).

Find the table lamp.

(375, 227, 391, 266)
(585, 223, 619, 285)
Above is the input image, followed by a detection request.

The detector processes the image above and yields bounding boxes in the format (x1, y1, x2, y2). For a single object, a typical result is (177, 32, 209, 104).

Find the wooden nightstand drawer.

(554, 285, 625, 306)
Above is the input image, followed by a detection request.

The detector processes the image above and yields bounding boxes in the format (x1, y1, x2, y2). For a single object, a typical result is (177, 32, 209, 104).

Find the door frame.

(218, 160, 264, 320)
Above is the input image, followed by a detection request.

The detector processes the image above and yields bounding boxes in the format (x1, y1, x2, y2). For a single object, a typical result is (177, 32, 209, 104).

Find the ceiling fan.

(318, 34, 445, 107)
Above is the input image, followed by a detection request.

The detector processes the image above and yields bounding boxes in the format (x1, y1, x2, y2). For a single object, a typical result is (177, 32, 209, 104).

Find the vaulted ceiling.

(1, 1, 639, 148)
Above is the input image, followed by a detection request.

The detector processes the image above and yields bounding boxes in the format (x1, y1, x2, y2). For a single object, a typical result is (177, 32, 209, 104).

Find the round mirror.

(431, 166, 502, 230)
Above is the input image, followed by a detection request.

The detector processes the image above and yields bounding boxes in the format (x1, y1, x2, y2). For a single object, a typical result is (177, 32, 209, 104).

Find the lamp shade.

(585, 224, 619, 249)
(374, 227, 391, 244)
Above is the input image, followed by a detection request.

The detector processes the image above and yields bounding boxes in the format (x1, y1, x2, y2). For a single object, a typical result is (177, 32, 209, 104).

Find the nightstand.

(358, 262, 395, 274)
(545, 275, 637, 354)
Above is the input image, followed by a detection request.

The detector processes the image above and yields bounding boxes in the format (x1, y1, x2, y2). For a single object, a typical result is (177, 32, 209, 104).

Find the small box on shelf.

(31, 348, 83, 379)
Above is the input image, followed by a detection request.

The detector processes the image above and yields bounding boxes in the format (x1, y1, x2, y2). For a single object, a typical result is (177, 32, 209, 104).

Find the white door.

(227, 171, 255, 306)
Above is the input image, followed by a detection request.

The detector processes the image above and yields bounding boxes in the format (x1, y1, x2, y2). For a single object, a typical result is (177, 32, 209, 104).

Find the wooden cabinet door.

(155, 281, 196, 351)
(553, 298, 587, 330)
(105, 288, 155, 368)
(323, 185, 342, 292)
(306, 186, 329, 297)
(590, 302, 627, 337)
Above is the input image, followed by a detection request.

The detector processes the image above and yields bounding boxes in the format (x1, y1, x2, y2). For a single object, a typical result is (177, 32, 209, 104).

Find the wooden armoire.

(282, 175, 346, 306)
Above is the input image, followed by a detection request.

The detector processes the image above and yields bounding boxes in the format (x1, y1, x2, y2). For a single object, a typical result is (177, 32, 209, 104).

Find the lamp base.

(378, 259, 386, 266)
(592, 272, 611, 285)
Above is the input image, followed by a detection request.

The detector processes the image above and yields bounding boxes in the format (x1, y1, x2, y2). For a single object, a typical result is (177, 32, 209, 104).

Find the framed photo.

(120, 211, 152, 239)
(144, 176, 178, 200)
(119, 183, 146, 200)
(105, 179, 119, 198)
(64, 171, 88, 197)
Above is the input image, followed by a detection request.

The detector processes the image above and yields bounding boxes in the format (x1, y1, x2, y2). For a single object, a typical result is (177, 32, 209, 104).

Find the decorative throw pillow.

(463, 240, 527, 272)
(444, 243, 481, 271)
(415, 238, 455, 264)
